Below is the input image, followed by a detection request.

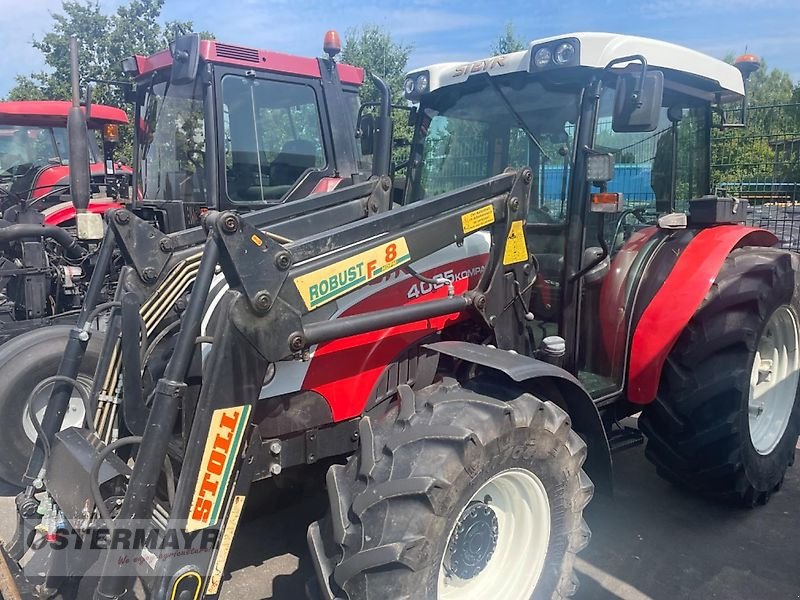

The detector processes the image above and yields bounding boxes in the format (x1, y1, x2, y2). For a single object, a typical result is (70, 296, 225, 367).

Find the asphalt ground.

(1, 439, 799, 599)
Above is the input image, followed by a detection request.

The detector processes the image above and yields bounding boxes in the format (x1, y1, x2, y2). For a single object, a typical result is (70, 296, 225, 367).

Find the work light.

(554, 42, 577, 65)
(533, 47, 552, 68)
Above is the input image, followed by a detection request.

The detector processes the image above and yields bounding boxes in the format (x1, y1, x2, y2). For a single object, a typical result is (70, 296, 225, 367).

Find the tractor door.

(215, 69, 338, 209)
(568, 78, 712, 399)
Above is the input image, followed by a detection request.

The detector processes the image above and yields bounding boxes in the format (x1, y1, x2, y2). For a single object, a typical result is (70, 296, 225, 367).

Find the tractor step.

(608, 425, 645, 453)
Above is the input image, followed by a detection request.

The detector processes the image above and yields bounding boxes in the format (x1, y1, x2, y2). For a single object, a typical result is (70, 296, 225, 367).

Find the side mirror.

(358, 113, 375, 156)
(612, 70, 664, 132)
(170, 33, 201, 85)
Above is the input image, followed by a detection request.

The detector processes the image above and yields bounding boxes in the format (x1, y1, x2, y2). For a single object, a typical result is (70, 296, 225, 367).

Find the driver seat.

(269, 140, 318, 187)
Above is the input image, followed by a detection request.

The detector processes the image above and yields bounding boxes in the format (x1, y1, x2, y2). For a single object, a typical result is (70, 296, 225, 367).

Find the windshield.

(137, 76, 206, 202)
(408, 73, 584, 223)
(0, 125, 64, 193)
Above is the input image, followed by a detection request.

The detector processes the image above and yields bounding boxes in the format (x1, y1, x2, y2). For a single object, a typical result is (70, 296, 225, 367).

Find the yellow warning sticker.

(461, 204, 495, 234)
(293, 237, 411, 310)
(503, 220, 528, 265)
(206, 494, 246, 595)
(186, 405, 250, 532)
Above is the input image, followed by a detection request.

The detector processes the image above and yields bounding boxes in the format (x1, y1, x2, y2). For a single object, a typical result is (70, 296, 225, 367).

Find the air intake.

(215, 43, 260, 63)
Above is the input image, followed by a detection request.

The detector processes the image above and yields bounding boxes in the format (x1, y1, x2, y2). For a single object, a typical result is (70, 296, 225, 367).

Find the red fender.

(627, 225, 779, 404)
(41, 199, 123, 227)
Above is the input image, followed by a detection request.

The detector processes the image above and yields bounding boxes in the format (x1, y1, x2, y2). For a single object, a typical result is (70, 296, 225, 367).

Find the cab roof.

(0, 101, 129, 128)
(411, 32, 745, 102)
(133, 40, 364, 87)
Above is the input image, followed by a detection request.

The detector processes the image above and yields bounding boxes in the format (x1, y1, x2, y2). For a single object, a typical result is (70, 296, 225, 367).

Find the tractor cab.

(0, 101, 129, 207)
(404, 32, 752, 399)
(122, 33, 370, 233)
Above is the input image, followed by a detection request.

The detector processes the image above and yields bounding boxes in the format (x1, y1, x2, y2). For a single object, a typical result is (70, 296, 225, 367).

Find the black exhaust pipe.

(67, 36, 91, 213)
(369, 72, 393, 179)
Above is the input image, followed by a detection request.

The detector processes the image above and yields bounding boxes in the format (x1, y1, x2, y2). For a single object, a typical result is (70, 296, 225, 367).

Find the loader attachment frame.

(8, 168, 534, 600)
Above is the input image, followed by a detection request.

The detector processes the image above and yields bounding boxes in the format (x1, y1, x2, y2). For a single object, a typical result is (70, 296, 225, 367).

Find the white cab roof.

(411, 32, 744, 100)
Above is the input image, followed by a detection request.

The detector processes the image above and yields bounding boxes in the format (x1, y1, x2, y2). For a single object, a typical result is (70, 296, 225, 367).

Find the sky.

(0, 0, 799, 98)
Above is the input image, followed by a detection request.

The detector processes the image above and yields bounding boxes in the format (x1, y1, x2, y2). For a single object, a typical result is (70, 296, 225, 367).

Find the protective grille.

(214, 43, 260, 63)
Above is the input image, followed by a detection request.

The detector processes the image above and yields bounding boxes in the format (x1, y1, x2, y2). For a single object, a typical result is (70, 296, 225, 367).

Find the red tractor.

(0, 100, 130, 217)
(0, 32, 796, 600)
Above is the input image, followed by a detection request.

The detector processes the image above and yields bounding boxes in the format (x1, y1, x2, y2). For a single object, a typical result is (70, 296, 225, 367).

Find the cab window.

(222, 75, 326, 203)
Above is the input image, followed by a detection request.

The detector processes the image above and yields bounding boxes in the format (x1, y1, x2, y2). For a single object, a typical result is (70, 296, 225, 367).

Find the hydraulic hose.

(0, 224, 85, 259)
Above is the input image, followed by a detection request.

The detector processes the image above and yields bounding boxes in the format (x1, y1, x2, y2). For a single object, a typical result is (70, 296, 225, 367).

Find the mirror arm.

(605, 54, 648, 105)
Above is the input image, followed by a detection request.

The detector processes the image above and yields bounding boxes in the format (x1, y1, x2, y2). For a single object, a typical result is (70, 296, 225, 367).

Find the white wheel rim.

(22, 376, 90, 443)
(748, 304, 800, 455)
(438, 468, 550, 600)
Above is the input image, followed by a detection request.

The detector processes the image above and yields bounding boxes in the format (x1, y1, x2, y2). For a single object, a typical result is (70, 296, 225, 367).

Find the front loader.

(1, 31, 798, 600)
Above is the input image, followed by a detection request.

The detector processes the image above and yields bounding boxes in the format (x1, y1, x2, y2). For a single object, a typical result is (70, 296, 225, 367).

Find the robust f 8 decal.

(293, 237, 411, 310)
(186, 405, 250, 532)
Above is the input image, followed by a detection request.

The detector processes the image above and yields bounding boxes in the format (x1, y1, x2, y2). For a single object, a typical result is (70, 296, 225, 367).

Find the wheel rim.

(438, 468, 550, 600)
(748, 304, 800, 455)
(21, 376, 91, 444)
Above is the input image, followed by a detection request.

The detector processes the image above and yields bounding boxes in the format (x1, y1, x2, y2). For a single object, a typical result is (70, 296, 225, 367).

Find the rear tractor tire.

(640, 247, 800, 506)
(308, 378, 594, 600)
(0, 325, 102, 486)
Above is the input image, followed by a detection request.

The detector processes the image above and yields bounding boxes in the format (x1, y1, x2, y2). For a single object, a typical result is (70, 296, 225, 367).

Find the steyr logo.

(453, 56, 507, 77)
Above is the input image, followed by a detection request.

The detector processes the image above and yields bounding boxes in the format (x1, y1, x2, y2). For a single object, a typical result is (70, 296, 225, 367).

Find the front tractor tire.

(308, 378, 594, 600)
(0, 325, 102, 486)
(640, 247, 800, 506)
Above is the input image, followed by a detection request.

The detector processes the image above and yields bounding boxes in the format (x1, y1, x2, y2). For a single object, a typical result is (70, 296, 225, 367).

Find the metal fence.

(712, 102, 800, 249)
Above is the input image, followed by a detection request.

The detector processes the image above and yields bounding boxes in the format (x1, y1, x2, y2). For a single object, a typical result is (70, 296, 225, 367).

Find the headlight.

(533, 47, 552, 68)
(530, 38, 580, 71)
(414, 73, 429, 94)
(554, 42, 577, 65)
(404, 71, 430, 101)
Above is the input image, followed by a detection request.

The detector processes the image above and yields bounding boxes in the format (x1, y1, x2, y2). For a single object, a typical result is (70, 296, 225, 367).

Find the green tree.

(490, 22, 526, 55)
(340, 25, 413, 165)
(6, 0, 213, 161)
(711, 57, 800, 190)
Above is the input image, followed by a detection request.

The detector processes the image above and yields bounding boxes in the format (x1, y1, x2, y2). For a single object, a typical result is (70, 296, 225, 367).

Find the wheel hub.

(444, 501, 499, 579)
(748, 304, 800, 455)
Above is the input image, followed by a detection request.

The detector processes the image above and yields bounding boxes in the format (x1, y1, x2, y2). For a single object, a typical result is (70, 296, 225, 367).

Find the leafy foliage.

(490, 22, 526, 55)
(340, 25, 413, 165)
(6, 0, 213, 161)
(711, 59, 800, 192)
